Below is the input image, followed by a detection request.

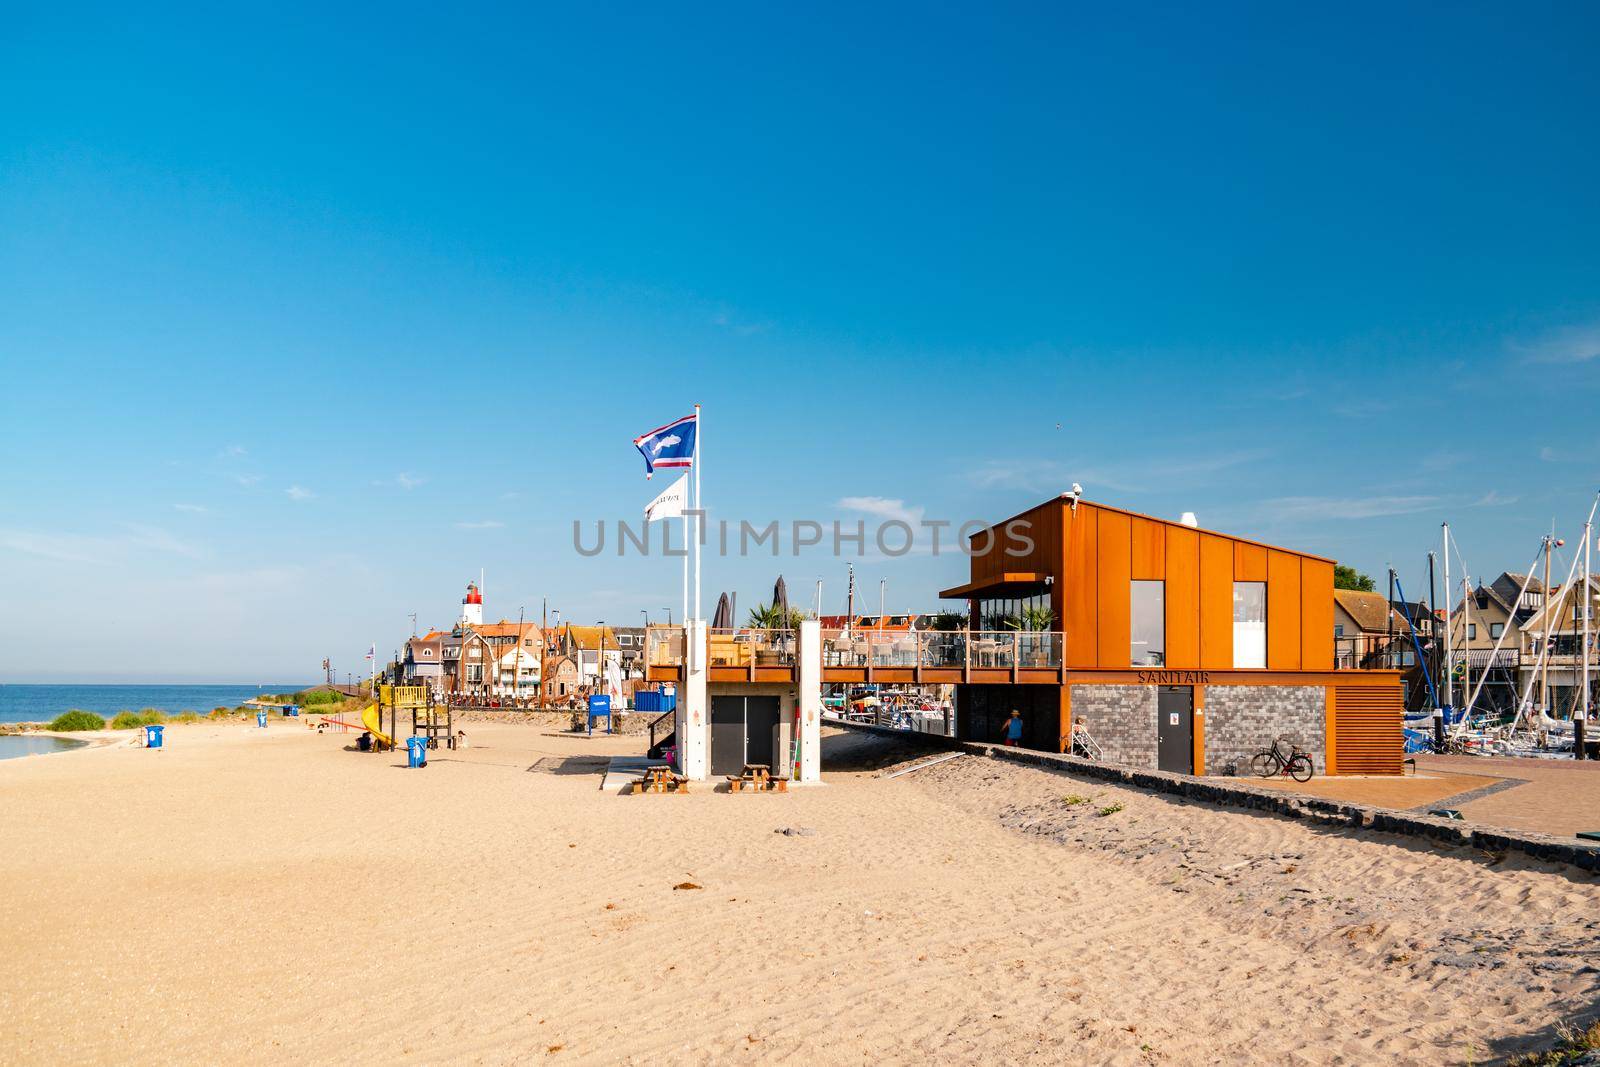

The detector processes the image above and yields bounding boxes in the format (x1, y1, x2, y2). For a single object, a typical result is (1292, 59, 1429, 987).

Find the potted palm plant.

(747, 603, 806, 663)
(1006, 605, 1056, 666)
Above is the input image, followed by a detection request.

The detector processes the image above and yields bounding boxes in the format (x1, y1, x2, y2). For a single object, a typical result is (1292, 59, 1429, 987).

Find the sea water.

(0, 684, 311, 725)
(0, 734, 91, 761)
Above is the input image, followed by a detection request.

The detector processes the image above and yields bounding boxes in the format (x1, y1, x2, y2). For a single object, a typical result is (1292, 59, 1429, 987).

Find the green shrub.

(301, 689, 339, 706)
(137, 708, 167, 725)
(48, 710, 106, 732)
(174, 711, 200, 723)
(109, 711, 145, 730)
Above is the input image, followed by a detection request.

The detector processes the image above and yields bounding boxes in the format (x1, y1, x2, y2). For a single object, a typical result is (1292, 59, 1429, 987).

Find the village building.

(933, 496, 1404, 775)
(1332, 589, 1415, 669)
(402, 636, 444, 685)
(1514, 574, 1599, 717)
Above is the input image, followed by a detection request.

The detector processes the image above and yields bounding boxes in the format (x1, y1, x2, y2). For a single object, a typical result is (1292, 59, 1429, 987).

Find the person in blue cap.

(1002, 710, 1023, 747)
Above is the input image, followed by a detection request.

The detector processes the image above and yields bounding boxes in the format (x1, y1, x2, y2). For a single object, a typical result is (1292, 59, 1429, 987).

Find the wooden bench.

(726, 763, 788, 793)
(635, 765, 690, 795)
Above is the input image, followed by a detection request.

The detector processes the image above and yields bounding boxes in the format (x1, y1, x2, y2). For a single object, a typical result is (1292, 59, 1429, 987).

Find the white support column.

(798, 619, 822, 783)
(679, 620, 709, 780)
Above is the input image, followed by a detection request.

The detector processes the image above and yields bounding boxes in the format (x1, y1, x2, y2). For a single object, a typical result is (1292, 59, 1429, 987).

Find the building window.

(1334, 623, 1344, 637)
(1468, 623, 1478, 640)
(1233, 582, 1267, 668)
(1130, 581, 1165, 666)
(1490, 622, 1504, 639)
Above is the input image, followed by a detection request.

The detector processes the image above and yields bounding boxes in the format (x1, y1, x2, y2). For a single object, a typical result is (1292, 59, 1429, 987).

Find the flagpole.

(693, 403, 702, 625)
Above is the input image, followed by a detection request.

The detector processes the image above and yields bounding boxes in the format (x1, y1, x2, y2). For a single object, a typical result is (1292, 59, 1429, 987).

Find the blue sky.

(3, 3, 1598, 681)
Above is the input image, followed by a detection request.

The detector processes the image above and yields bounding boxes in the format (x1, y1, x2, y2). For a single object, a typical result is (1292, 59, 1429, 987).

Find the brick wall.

(1069, 685, 1158, 768)
(1203, 685, 1325, 775)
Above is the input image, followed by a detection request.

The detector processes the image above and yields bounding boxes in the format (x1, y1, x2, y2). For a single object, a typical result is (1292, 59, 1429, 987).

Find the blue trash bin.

(405, 736, 428, 768)
(145, 724, 165, 749)
(256, 710, 268, 729)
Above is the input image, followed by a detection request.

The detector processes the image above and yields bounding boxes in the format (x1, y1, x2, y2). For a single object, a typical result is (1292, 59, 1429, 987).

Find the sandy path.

(0, 723, 1595, 1065)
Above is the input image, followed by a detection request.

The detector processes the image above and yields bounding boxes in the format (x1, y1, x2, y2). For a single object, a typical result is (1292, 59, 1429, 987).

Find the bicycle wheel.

(1249, 752, 1276, 778)
(1288, 753, 1314, 783)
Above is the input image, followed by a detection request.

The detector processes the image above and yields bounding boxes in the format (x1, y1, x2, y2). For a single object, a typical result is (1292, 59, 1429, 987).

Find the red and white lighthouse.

(460, 581, 484, 627)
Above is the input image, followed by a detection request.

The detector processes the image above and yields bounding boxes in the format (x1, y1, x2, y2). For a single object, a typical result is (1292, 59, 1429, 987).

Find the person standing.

(1002, 710, 1024, 747)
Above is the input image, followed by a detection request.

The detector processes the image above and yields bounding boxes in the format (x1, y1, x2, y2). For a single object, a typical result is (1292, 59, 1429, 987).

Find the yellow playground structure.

(358, 685, 455, 753)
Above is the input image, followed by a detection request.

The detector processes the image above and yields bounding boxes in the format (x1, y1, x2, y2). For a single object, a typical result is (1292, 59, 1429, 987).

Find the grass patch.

(297, 689, 340, 706)
(1062, 794, 1090, 806)
(1507, 1019, 1600, 1066)
(1097, 803, 1125, 817)
(174, 711, 201, 723)
(48, 710, 105, 732)
(109, 709, 168, 730)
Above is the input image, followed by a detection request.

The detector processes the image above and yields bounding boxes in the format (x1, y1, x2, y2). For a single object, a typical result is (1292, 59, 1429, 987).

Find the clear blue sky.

(3, 3, 1598, 682)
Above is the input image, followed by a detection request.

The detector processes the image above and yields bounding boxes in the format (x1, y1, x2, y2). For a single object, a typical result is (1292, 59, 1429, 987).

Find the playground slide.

(359, 704, 393, 747)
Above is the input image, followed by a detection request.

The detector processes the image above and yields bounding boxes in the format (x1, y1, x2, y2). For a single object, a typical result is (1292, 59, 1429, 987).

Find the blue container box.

(405, 736, 428, 768)
(145, 724, 164, 749)
(256, 710, 268, 728)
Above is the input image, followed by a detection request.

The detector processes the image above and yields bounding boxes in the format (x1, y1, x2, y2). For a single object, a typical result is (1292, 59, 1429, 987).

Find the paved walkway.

(1415, 754, 1600, 839)
(1250, 756, 1600, 839)
(1252, 768, 1505, 812)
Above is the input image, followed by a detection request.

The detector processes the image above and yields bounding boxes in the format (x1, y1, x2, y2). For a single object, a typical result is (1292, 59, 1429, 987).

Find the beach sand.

(1, 721, 1597, 1065)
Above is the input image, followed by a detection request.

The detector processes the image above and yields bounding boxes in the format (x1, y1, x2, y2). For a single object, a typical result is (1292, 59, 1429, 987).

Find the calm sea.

(0, 684, 312, 725)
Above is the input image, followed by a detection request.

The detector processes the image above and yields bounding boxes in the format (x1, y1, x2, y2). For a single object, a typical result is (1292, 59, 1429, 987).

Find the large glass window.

(1233, 582, 1267, 668)
(1130, 581, 1165, 666)
(977, 592, 1052, 631)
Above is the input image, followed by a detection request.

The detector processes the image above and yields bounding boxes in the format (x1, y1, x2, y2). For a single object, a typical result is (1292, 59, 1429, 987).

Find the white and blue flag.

(633, 413, 698, 478)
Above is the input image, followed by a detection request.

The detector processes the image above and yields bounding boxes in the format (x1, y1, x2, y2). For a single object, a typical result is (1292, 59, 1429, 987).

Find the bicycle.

(1250, 736, 1314, 783)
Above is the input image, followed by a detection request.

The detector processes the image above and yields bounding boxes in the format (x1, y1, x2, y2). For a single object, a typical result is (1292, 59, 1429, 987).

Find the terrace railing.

(645, 625, 685, 668)
(822, 629, 1064, 672)
(647, 625, 1067, 677)
(707, 628, 797, 669)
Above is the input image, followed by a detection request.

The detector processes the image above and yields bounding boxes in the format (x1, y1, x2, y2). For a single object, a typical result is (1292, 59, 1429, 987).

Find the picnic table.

(635, 763, 690, 795)
(727, 763, 788, 793)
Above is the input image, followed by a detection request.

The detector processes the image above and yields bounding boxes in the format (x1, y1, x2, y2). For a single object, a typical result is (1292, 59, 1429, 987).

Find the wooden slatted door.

(1332, 684, 1405, 775)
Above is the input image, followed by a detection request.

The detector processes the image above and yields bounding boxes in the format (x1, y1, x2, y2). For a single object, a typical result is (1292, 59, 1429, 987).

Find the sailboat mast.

(1542, 533, 1553, 717)
(846, 563, 855, 636)
(1584, 516, 1593, 725)
(1442, 524, 1453, 712)
(1460, 575, 1472, 717)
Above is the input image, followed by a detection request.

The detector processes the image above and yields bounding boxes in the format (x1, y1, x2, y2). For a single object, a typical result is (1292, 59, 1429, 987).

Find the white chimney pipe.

(1180, 512, 1199, 528)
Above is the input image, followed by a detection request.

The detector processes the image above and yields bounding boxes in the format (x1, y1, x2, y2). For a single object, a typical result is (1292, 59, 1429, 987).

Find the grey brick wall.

(1070, 685, 1158, 769)
(1203, 685, 1325, 776)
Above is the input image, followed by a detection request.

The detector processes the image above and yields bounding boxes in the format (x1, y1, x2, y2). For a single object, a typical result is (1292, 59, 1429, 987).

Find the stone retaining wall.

(828, 722, 1600, 878)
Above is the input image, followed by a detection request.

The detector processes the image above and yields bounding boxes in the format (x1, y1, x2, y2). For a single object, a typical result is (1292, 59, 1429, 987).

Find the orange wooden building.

(939, 496, 1405, 775)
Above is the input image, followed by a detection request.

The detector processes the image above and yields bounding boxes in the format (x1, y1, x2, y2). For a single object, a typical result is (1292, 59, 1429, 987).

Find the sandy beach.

(2, 721, 1597, 1065)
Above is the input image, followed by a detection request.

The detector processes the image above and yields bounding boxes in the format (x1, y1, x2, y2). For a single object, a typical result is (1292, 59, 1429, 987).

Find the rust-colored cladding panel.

(1065, 506, 1098, 667)
(1300, 558, 1335, 670)
(1130, 517, 1166, 580)
(1235, 542, 1268, 582)
(1164, 524, 1200, 669)
(1096, 509, 1132, 669)
(1267, 549, 1302, 670)
(1199, 533, 1234, 670)
(1331, 682, 1405, 774)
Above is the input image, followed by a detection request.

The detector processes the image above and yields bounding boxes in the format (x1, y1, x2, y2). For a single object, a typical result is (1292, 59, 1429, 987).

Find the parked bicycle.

(1250, 736, 1314, 783)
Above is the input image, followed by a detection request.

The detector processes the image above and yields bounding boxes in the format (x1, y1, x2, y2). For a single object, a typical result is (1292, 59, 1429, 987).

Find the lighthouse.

(460, 582, 484, 628)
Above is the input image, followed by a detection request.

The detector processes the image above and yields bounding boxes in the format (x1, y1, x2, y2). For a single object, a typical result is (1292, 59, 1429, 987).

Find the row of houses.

(391, 583, 651, 704)
(1333, 571, 1600, 715)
